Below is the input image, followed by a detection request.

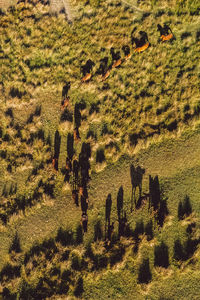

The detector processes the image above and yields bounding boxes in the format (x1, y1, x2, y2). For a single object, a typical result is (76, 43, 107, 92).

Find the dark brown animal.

(73, 127, 80, 141)
(61, 96, 70, 110)
(52, 157, 58, 171)
(157, 24, 174, 42)
(131, 30, 150, 53)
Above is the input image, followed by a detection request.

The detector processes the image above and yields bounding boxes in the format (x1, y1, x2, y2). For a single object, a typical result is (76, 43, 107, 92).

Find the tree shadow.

(138, 258, 152, 284)
(149, 175, 160, 211)
(94, 220, 103, 241)
(154, 241, 169, 268)
(53, 130, 61, 170)
(173, 239, 184, 261)
(60, 108, 73, 123)
(145, 220, 153, 241)
(178, 195, 192, 220)
(62, 81, 70, 99)
(157, 199, 169, 227)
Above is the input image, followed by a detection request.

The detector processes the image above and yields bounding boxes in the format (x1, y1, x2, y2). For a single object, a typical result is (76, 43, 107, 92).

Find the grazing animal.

(66, 157, 72, 172)
(72, 189, 78, 204)
(97, 57, 108, 75)
(73, 127, 80, 141)
(102, 69, 111, 81)
(52, 157, 58, 171)
(131, 30, 150, 53)
(81, 73, 92, 83)
(122, 45, 131, 60)
(61, 96, 70, 110)
(157, 24, 174, 42)
(81, 59, 95, 83)
(110, 47, 122, 68)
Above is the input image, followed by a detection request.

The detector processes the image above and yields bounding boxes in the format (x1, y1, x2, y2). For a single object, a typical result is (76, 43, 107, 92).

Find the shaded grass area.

(0, 126, 199, 298)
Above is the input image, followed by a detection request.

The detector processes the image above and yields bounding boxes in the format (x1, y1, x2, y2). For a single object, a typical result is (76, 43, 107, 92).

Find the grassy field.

(0, 0, 200, 299)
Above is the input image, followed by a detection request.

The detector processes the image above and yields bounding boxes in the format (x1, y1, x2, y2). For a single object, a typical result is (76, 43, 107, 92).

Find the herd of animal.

(52, 23, 175, 233)
(81, 24, 175, 83)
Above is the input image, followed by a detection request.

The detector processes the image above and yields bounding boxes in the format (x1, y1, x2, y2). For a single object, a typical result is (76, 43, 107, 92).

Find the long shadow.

(130, 164, 145, 212)
(105, 193, 112, 240)
(149, 175, 160, 211)
(53, 130, 61, 170)
(117, 186, 124, 238)
(74, 103, 81, 129)
(67, 133, 74, 161)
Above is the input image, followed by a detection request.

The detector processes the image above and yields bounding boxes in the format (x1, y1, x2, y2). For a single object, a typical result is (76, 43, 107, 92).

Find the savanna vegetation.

(0, 0, 200, 299)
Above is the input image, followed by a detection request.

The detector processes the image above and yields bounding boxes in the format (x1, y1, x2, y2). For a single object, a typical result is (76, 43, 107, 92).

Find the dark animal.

(52, 157, 58, 171)
(66, 157, 72, 172)
(131, 29, 150, 52)
(61, 96, 70, 111)
(81, 59, 95, 82)
(122, 45, 131, 60)
(73, 127, 80, 141)
(97, 57, 109, 75)
(110, 47, 122, 68)
(157, 24, 174, 42)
